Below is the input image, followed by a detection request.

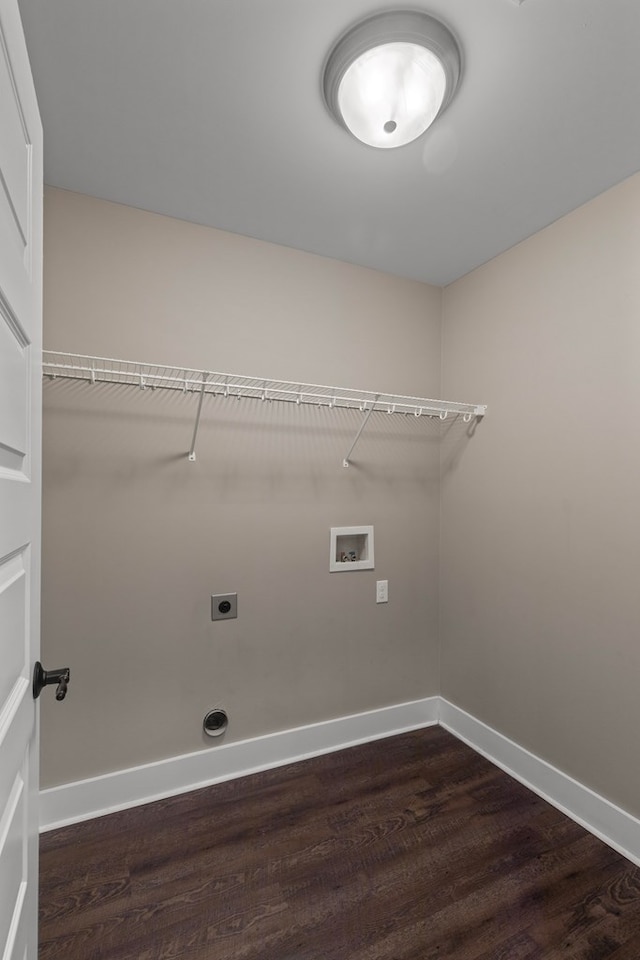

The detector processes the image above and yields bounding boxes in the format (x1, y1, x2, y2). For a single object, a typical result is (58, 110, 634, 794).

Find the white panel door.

(0, 1, 42, 959)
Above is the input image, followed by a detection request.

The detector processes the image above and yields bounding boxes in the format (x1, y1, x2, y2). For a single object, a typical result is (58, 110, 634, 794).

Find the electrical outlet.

(211, 593, 237, 620)
(376, 580, 388, 603)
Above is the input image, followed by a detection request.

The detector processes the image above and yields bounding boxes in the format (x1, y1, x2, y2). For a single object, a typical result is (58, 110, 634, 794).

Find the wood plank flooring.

(39, 727, 640, 959)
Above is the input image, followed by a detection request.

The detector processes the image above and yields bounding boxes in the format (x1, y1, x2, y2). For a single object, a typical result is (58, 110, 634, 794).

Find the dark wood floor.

(39, 726, 640, 960)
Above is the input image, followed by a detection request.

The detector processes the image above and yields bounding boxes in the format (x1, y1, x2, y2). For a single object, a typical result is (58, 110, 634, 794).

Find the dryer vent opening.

(203, 709, 228, 738)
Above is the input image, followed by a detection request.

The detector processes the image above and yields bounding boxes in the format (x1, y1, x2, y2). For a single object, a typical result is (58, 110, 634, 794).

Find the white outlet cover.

(376, 580, 388, 603)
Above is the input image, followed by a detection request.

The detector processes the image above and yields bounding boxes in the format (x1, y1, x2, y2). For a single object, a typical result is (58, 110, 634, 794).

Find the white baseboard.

(39, 696, 439, 832)
(439, 698, 640, 868)
(40, 695, 640, 869)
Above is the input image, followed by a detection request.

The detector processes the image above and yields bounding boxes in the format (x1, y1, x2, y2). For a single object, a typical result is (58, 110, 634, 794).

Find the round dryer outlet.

(203, 709, 229, 738)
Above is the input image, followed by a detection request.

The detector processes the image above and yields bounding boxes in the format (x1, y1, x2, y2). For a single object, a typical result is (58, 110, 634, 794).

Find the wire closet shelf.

(42, 352, 487, 465)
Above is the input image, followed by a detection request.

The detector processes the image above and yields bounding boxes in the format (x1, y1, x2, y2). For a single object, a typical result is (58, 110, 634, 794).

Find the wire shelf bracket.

(343, 396, 380, 468)
(188, 372, 209, 462)
(42, 352, 487, 465)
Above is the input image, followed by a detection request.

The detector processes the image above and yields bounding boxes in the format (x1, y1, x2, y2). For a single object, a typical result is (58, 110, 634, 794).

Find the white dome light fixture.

(323, 10, 461, 149)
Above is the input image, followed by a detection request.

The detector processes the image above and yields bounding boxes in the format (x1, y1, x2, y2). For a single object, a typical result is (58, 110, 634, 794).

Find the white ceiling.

(17, 0, 640, 286)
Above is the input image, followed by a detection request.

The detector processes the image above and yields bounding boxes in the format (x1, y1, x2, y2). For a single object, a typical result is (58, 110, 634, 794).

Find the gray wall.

(441, 171, 640, 819)
(41, 187, 443, 787)
(43, 174, 640, 823)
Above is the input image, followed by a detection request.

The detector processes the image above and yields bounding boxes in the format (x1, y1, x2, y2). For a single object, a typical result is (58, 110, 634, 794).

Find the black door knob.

(33, 662, 70, 701)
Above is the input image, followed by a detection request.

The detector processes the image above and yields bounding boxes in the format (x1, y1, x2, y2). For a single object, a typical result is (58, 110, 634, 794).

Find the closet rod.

(42, 352, 487, 464)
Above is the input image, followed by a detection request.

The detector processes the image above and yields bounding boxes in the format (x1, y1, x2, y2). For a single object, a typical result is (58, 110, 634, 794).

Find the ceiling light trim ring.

(323, 9, 462, 149)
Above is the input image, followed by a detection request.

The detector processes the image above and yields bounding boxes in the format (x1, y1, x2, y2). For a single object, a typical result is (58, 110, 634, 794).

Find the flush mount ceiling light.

(322, 10, 461, 149)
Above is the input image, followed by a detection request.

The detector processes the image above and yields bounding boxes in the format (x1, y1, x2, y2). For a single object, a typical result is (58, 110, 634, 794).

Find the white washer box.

(329, 526, 374, 572)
